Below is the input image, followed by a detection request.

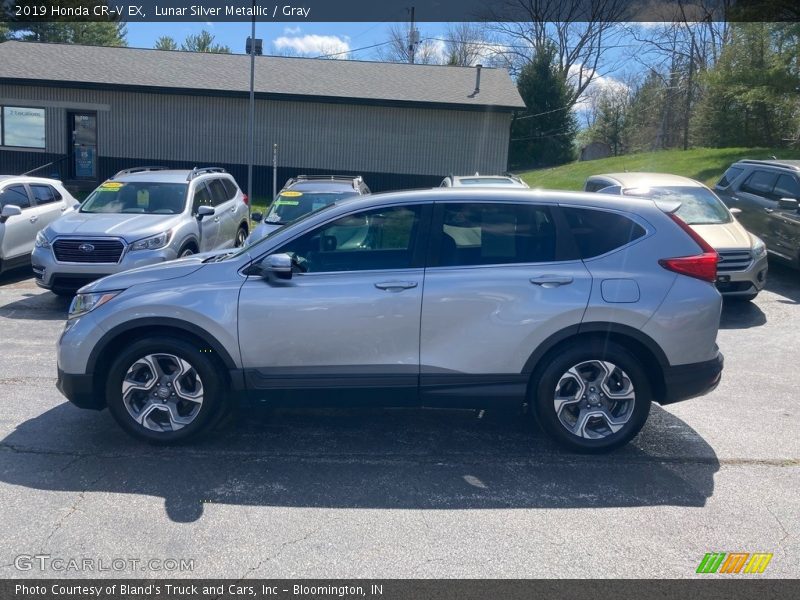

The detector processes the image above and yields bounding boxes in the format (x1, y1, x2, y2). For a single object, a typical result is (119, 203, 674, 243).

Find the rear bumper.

(659, 352, 724, 405)
(56, 368, 104, 410)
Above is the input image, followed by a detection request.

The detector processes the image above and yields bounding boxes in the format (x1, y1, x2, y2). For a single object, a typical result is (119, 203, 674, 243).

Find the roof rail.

(187, 167, 227, 181)
(737, 159, 800, 171)
(287, 174, 363, 189)
(112, 166, 169, 178)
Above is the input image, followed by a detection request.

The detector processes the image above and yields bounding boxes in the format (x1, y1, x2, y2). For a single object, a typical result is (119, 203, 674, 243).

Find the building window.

(2, 106, 46, 148)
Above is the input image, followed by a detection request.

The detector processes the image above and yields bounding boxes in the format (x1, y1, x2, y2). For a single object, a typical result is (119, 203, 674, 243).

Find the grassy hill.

(518, 147, 800, 191)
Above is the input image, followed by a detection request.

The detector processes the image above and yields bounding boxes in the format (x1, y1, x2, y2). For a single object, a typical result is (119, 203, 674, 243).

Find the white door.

(0, 184, 38, 260)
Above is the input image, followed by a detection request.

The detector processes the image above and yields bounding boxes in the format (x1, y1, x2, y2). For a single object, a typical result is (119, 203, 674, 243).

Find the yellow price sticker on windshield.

(281, 191, 303, 197)
(99, 181, 123, 190)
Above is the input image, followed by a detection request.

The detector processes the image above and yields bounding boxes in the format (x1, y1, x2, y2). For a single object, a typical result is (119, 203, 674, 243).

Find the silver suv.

(32, 167, 249, 295)
(56, 189, 723, 452)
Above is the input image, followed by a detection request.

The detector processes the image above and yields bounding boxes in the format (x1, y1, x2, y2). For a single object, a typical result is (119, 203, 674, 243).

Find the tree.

(5, 1, 126, 46)
(510, 45, 578, 169)
(376, 24, 443, 64)
(154, 36, 178, 51)
(181, 30, 230, 54)
(586, 83, 631, 156)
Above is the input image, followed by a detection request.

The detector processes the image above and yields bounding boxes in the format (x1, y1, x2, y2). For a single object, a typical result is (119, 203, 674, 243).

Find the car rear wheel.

(105, 336, 226, 443)
(532, 341, 651, 453)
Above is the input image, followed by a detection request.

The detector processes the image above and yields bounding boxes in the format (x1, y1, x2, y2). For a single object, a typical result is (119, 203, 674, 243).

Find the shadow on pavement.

(765, 260, 799, 304)
(0, 402, 719, 523)
(719, 299, 766, 329)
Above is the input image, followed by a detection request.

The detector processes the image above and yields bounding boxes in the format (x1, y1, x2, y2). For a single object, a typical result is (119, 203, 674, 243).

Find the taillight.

(658, 212, 718, 283)
(242, 194, 249, 205)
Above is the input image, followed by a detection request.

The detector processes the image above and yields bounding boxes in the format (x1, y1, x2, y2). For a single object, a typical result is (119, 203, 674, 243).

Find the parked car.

(57, 188, 723, 452)
(585, 173, 768, 301)
(247, 175, 370, 244)
(32, 167, 249, 296)
(714, 159, 800, 268)
(0, 176, 78, 275)
(440, 173, 529, 188)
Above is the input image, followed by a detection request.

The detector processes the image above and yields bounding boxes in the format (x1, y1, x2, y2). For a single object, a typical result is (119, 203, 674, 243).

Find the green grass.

(518, 147, 800, 191)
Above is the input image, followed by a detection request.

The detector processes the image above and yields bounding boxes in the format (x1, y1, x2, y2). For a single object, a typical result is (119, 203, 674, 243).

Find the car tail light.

(242, 194, 249, 205)
(658, 212, 718, 283)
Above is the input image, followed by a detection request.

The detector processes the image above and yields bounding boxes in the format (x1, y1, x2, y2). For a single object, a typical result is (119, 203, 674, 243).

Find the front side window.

(265, 189, 358, 224)
(741, 171, 778, 196)
(81, 181, 188, 214)
(191, 183, 213, 213)
(562, 207, 646, 259)
(0, 185, 31, 209)
(621, 186, 731, 225)
(436, 203, 557, 267)
(275, 205, 422, 273)
(2, 106, 45, 148)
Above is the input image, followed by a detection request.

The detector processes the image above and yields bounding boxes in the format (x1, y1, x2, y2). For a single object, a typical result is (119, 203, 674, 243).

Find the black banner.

(1, 0, 799, 23)
(4, 580, 800, 600)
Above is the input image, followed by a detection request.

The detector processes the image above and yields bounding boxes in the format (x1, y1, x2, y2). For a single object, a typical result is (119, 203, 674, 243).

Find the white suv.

(0, 176, 78, 275)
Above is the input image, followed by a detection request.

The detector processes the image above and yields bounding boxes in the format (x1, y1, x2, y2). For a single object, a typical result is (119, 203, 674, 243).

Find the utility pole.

(683, 34, 696, 151)
(246, 2, 256, 219)
(407, 7, 419, 64)
(272, 143, 277, 201)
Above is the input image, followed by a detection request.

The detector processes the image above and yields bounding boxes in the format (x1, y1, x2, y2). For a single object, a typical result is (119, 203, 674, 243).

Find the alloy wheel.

(553, 360, 636, 439)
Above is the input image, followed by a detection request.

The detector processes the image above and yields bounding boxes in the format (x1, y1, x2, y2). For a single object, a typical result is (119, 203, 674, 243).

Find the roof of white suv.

(592, 173, 703, 188)
(109, 168, 233, 184)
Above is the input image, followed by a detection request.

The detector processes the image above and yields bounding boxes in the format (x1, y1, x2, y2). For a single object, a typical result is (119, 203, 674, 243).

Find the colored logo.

(696, 552, 773, 574)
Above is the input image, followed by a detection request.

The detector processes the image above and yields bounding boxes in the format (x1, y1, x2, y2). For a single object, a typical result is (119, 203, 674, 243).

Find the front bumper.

(32, 245, 178, 293)
(659, 352, 724, 405)
(715, 253, 768, 297)
(57, 367, 104, 410)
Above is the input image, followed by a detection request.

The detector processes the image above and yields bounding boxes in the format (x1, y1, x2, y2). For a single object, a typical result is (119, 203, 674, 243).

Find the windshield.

(265, 190, 357, 224)
(81, 181, 188, 214)
(622, 185, 731, 225)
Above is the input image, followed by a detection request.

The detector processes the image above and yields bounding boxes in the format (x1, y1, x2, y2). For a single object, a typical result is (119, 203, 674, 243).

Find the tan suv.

(584, 173, 767, 301)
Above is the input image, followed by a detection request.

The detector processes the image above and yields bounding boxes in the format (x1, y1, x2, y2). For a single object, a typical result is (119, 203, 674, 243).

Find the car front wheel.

(105, 336, 226, 443)
(532, 341, 651, 453)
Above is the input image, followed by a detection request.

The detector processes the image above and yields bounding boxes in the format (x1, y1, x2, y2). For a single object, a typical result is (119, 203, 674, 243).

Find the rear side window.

(561, 207, 646, 259)
(0, 185, 31, 209)
(717, 166, 743, 188)
(774, 174, 800, 199)
(221, 178, 239, 200)
(436, 203, 557, 267)
(741, 170, 778, 196)
(207, 179, 230, 206)
(30, 184, 59, 205)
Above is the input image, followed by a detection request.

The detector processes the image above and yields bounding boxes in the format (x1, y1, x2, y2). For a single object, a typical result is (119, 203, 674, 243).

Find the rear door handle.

(213, 216, 220, 223)
(530, 275, 573, 288)
(375, 281, 418, 291)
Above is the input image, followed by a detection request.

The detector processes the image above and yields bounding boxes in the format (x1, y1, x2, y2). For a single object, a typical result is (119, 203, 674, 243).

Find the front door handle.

(29, 216, 38, 223)
(213, 216, 220, 223)
(764, 207, 774, 213)
(530, 275, 573, 288)
(375, 281, 418, 291)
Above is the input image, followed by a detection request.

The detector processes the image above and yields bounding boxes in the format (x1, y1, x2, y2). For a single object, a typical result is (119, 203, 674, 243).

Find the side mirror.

(196, 205, 215, 220)
(251, 212, 263, 223)
(0, 204, 23, 223)
(260, 253, 293, 280)
(729, 207, 742, 216)
(778, 197, 798, 211)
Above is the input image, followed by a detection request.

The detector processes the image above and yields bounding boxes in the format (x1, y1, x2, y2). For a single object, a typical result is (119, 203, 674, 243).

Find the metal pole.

(272, 143, 277, 201)
(408, 6, 416, 64)
(246, 4, 256, 218)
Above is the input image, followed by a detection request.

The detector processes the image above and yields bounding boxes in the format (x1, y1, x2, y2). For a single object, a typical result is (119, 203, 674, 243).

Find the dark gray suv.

(714, 159, 800, 267)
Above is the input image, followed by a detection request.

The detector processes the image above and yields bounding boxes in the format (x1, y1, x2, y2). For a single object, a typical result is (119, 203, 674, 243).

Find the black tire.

(234, 225, 248, 248)
(178, 244, 196, 258)
(105, 336, 227, 444)
(531, 341, 651, 453)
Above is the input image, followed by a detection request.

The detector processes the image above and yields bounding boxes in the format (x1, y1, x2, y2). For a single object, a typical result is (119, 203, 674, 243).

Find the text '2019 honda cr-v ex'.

(57, 188, 724, 452)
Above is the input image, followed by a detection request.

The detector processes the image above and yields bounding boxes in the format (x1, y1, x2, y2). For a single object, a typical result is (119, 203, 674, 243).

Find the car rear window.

(561, 207, 646, 259)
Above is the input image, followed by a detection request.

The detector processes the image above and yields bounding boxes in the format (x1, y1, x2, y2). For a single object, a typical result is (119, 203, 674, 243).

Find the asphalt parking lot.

(0, 264, 797, 579)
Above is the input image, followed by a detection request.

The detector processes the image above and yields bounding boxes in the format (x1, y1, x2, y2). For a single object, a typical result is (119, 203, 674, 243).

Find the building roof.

(0, 41, 525, 111)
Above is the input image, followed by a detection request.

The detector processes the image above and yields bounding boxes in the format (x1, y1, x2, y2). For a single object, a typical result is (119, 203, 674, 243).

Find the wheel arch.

(523, 323, 669, 404)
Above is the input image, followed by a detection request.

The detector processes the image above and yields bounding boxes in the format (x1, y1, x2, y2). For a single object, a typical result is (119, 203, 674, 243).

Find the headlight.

(130, 231, 172, 251)
(68, 291, 122, 319)
(34, 231, 51, 249)
(751, 236, 766, 258)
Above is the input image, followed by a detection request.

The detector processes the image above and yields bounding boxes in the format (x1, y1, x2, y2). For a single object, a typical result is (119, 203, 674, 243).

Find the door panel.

(69, 113, 97, 180)
(207, 178, 236, 246)
(735, 170, 778, 245)
(0, 184, 37, 260)
(192, 182, 219, 250)
(29, 184, 67, 229)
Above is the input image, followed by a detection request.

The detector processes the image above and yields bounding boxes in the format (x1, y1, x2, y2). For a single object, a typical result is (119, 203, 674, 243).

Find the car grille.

(53, 239, 124, 264)
(717, 250, 752, 273)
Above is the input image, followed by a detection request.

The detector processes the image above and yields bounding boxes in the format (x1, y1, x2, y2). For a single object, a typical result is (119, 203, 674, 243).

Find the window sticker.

(99, 182, 124, 191)
(275, 200, 300, 206)
(281, 191, 303, 197)
(137, 190, 150, 206)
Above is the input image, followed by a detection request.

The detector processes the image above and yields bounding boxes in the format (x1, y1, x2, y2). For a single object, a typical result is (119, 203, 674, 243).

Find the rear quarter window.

(561, 207, 646, 259)
(717, 166, 743, 188)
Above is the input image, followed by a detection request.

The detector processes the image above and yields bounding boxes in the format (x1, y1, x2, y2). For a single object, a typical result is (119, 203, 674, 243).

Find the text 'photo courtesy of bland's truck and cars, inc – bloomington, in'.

(0, 0, 798, 598)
